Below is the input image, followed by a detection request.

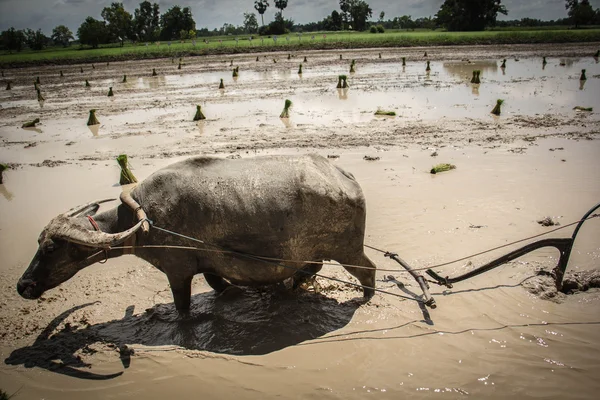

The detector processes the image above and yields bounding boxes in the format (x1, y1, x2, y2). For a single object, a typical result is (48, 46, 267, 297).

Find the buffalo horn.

(63, 198, 116, 218)
(54, 216, 147, 248)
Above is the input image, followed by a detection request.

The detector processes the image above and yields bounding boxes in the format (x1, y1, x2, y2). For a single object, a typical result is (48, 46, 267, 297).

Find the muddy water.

(1, 45, 600, 399)
(0, 140, 599, 399)
(1, 46, 599, 160)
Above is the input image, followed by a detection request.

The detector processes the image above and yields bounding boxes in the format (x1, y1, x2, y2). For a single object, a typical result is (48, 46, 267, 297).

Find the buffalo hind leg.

(167, 274, 193, 311)
(204, 273, 230, 293)
(292, 263, 323, 289)
(341, 253, 377, 299)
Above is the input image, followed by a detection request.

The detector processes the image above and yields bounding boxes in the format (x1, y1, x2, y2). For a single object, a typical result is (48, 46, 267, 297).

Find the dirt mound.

(522, 269, 600, 301)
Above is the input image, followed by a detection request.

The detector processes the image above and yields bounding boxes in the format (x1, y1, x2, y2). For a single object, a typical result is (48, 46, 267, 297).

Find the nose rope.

(87, 215, 109, 264)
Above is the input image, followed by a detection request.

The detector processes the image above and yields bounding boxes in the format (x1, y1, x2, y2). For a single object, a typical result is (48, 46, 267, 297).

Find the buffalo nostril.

(17, 279, 37, 298)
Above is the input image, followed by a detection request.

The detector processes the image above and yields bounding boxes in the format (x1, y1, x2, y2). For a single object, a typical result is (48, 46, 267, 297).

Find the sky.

(0, 0, 588, 36)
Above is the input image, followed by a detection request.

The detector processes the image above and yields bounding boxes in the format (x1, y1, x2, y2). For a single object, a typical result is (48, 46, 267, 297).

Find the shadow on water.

(5, 288, 362, 379)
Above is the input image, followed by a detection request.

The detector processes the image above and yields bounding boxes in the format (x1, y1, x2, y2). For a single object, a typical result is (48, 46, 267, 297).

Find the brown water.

(1, 141, 599, 399)
(1, 45, 600, 399)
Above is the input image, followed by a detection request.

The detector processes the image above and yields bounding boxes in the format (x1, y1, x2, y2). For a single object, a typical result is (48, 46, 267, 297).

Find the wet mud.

(1, 44, 599, 399)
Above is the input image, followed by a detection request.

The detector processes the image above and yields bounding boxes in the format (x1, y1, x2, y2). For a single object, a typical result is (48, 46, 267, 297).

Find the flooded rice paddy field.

(0, 44, 599, 399)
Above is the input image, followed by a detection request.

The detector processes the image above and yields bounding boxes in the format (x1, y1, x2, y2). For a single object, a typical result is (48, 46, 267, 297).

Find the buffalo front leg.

(167, 274, 193, 311)
(341, 253, 377, 299)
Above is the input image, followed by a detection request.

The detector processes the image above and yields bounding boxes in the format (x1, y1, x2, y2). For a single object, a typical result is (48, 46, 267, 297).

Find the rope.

(84, 213, 597, 302)
(427, 214, 598, 270)
(146, 223, 421, 303)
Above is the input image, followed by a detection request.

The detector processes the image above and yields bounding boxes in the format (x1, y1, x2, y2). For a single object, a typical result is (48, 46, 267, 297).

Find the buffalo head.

(17, 199, 146, 299)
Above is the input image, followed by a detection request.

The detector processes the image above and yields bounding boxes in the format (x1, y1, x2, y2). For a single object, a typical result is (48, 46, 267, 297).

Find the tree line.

(1, 0, 599, 53)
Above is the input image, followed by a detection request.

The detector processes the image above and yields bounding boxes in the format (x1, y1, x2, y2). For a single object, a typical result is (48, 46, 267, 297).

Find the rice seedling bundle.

(543, 57, 547, 65)
(337, 75, 349, 89)
(350, 62, 355, 73)
(340, 54, 343, 60)
(280, 99, 292, 118)
(5, 82, 11, 90)
(193, 105, 206, 121)
(374, 109, 396, 116)
(232, 68, 238, 77)
(178, 62, 182, 70)
(298, 64, 303, 74)
(288, 54, 291, 60)
(36, 88, 44, 101)
(219, 79, 225, 89)
(594, 50, 599, 57)
(471, 70, 481, 84)
(85, 79, 91, 87)
(256, 56, 259, 62)
(108, 87, 114, 97)
(402, 57, 406, 66)
(424, 51, 428, 57)
(430, 163, 456, 174)
(580, 69, 587, 81)
(87, 109, 100, 126)
(36, 76, 40, 84)
(501, 59, 506, 68)
(60, 70, 64, 77)
(379, 53, 381, 59)
(22, 118, 40, 128)
(122, 75, 127, 83)
(303, 56, 307, 62)
(426, 61, 431, 72)
(491, 99, 504, 116)
(117, 154, 137, 185)
(0, 163, 8, 184)
(92, 64, 95, 69)
(80, 67, 84, 73)
(152, 68, 157, 76)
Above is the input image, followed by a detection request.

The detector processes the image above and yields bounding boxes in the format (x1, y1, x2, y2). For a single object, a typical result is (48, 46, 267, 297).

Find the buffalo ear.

(79, 204, 100, 217)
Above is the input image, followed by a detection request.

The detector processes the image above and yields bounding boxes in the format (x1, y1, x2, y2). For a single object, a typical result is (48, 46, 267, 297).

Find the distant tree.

(565, 0, 596, 27)
(274, 0, 289, 17)
(51, 25, 74, 47)
(1, 27, 26, 52)
(414, 16, 436, 30)
(77, 17, 109, 48)
(350, 1, 372, 31)
(259, 11, 293, 35)
(338, 0, 372, 31)
(101, 2, 134, 46)
(322, 10, 343, 31)
(399, 15, 414, 30)
(160, 6, 195, 40)
(254, 1, 270, 26)
(339, 0, 351, 29)
(436, 0, 508, 31)
(134, 1, 161, 42)
(331, 10, 343, 30)
(243, 13, 259, 33)
(24, 28, 49, 50)
(379, 11, 385, 22)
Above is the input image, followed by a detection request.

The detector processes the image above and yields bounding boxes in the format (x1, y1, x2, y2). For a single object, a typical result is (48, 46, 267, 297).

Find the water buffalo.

(17, 154, 377, 310)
